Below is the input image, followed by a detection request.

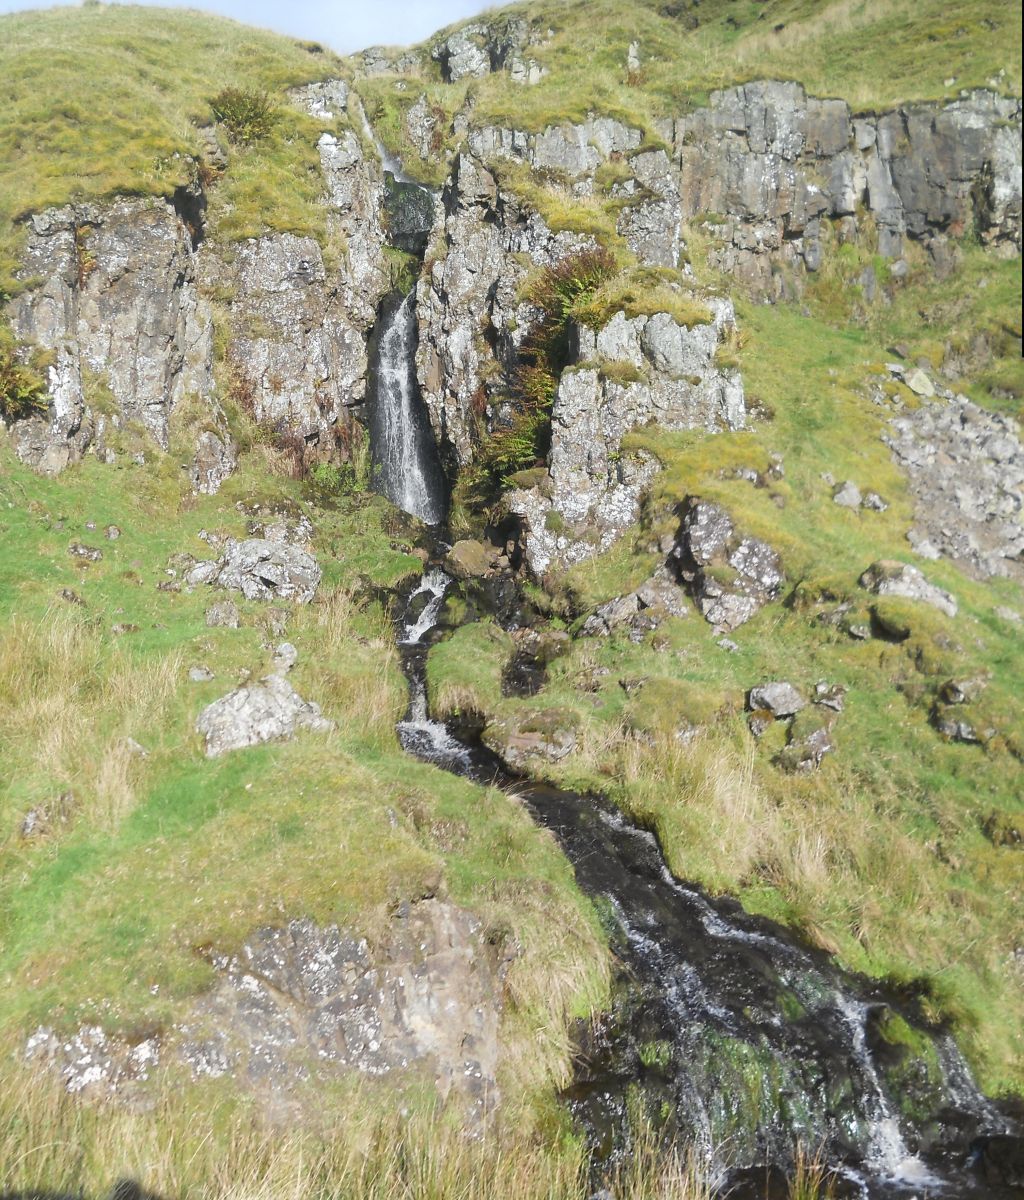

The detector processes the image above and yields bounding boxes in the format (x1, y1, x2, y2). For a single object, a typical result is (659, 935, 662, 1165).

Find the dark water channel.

(393, 568, 1021, 1200)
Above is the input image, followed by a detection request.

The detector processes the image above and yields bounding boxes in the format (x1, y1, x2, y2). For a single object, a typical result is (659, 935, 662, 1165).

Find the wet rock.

(859, 560, 958, 618)
(196, 671, 334, 757)
(482, 709, 578, 770)
(832, 480, 862, 508)
(68, 542, 102, 562)
(747, 682, 806, 718)
(672, 500, 784, 631)
(973, 1133, 1024, 1190)
(205, 599, 240, 628)
(445, 538, 498, 580)
(190, 538, 321, 604)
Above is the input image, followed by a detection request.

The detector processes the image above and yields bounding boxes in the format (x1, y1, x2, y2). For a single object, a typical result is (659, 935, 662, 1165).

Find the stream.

(392, 569, 1018, 1199)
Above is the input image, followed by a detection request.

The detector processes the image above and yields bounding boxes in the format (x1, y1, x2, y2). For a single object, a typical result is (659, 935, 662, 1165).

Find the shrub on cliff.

(209, 87, 277, 144)
(0, 340, 47, 422)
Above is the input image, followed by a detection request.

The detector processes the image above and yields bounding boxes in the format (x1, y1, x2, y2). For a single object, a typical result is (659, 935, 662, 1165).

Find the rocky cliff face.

(2, 71, 1020, 566)
(8, 197, 214, 475)
(510, 301, 745, 575)
(4, 85, 390, 487)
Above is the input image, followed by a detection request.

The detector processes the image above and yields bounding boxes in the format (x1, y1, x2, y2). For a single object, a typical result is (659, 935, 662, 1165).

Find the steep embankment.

(0, 1, 1021, 1196)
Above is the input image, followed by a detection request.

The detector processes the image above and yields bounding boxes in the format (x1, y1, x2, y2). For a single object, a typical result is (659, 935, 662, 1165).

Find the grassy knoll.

(0, 5, 353, 290)
(360, 0, 1020, 181)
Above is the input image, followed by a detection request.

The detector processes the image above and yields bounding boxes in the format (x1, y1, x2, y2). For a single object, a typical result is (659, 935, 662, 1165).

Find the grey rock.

(932, 708, 983, 744)
(859, 560, 958, 618)
(510, 302, 745, 576)
(196, 672, 334, 757)
(939, 677, 988, 706)
(7, 197, 215, 472)
(272, 642, 298, 675)
(862, 491, 889, 512)
(832, 480, 862, 508)
(995, 606, 1022, 623)
(905, 368, 935, 397)
(672, 500, 784, 631)
(59, 588, 85, 606)
(747, 682, 807, 718)
(29, 901, 501, 1125)
(814, 682, 847, 712)
(289, 78, 349, 121)
(191, 429, 238, 496)
(886, 396, 1023, 580)
(778, 722, 836, 772)
(104, 525, 121, 540)
(205, 599, 240, 628)
(189, 666, 215, 683)
(68, 543, 102, 562)
(195, 538, 321, 605)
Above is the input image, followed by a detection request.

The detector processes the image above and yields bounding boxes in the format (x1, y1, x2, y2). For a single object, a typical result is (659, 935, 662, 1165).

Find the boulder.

(445, 539, 497, 580)
(482, 710, 578, 771)
(205, 599, 240, 628)
(672, 500, 784, 631)
(189, 538, 321, 604)
(196, 672, 333, 757)
(859, 560, 958, 618)
(747, 682, 807, 718)
(832, 480, 862, 508)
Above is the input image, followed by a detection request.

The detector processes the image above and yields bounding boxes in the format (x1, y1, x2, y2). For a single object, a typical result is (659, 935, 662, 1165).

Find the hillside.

(0, 2, 1022, 1198)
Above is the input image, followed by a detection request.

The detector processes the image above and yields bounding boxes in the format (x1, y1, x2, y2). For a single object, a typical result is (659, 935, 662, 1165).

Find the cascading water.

(368, 290, 446, 525)
(360, 102, 446, 525)
(390, 568, 1019, 1198)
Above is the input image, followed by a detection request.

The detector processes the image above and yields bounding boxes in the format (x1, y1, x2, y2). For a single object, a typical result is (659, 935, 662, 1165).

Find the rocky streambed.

(392, 563, 1022, 1199)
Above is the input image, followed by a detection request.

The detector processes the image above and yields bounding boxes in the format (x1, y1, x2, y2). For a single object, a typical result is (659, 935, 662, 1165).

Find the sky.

(0, 0, 498, 52)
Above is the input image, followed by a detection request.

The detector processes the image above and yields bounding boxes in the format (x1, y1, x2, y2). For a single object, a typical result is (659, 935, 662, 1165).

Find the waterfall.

(368, 290, 446, 526)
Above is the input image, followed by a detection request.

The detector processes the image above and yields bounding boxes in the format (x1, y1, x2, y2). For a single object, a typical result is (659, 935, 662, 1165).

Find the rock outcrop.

(510, 307, 745, 576)
(675, 83, 1022, 292)
(463, 84, 1020, 296)
(672, 500, 785, 631)
(28, 900, 503, 1124)
(416, 153, 597, 470)
(6, 196, 215, 475)
(859, 560, 958, 618)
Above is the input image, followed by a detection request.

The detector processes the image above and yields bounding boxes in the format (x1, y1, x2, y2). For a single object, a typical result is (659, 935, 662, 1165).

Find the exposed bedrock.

(468, 83, 1021, 293)
(509, 303, 745, 576)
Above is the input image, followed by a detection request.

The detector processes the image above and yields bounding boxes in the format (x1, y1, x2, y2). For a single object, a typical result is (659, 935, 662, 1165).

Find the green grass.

(368, 0, 1020, 157)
